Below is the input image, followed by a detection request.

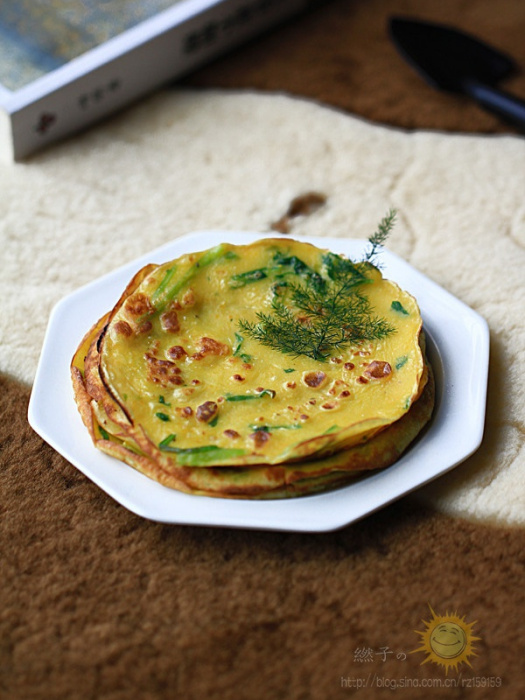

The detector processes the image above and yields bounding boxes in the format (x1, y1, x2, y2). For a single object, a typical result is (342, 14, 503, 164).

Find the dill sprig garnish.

(238, 213, 397, 362)
(363, 208, 397, 264)
(240, 281, 393, 362)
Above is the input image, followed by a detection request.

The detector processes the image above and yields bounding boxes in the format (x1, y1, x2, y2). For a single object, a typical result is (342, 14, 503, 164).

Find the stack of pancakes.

(71, 239, 434, 499)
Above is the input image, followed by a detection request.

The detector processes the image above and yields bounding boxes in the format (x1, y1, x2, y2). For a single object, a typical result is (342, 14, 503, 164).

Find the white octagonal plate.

(28, 231, 489, 532)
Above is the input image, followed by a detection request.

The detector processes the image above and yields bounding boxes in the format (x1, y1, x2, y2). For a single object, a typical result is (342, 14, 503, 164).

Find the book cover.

(0, 0, 313, 161)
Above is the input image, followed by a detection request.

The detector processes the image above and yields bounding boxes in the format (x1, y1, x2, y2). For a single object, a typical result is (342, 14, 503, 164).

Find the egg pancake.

(71, 238, 434, 498)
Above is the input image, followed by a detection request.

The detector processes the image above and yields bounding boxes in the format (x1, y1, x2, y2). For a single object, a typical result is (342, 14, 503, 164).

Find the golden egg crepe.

(71, 237, 434, 499)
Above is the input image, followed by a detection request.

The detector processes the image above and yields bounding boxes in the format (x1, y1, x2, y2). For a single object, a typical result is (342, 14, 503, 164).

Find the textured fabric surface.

(2, 1, 525, 698)
(3, 373, 525, 699)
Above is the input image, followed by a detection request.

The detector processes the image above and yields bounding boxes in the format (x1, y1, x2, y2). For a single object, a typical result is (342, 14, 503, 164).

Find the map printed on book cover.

(0, 0, 315, 161)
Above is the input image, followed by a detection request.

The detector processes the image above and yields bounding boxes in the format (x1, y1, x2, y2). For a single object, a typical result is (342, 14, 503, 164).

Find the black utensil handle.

(464, 80, 525, 130)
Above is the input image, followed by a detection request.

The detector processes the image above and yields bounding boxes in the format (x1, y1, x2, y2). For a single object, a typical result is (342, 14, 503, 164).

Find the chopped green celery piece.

(160, 444, 247, 466)
(151, 267, 176, 304)
(152, 243, 231, 312)
(159, 434, 176, 449)
(395, 355, 408, 370)
(156, 412, 170, 421)
(249, 423, 302, 431)
(230, 268, 268, 288)
(225, 389, 276, 401)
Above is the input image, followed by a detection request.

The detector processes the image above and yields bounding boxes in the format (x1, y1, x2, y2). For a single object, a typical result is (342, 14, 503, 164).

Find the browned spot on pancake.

(160, 309, 180, 333)
(168, 345, 187, 360)
(113, 320, 132, 337)
(171, 288, 196, 310)
(181, 288, 196, 308)
(192, 337, 230, 360)
(303, 371, 326, 388)
(125, 293, 152, 318)
(365, 361, 392, 379)
(196, 401, 218, 423)
(328, 379, 346, 395)
(137, 320, 152, 335)
(224, 429, 240, 439)
(144, 352, 183, 386)
(250, 430, 270, 448)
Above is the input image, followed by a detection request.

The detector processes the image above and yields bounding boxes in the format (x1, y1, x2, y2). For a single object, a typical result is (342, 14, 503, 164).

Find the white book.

(0, 0, 313, 161)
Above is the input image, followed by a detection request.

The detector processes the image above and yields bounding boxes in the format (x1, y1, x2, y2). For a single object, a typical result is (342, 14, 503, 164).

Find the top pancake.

(92, 238, 425, 467)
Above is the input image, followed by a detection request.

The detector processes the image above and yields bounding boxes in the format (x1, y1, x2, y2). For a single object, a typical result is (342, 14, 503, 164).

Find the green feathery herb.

(238, 213, 397, 361)
(363, 208, 397, 264)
